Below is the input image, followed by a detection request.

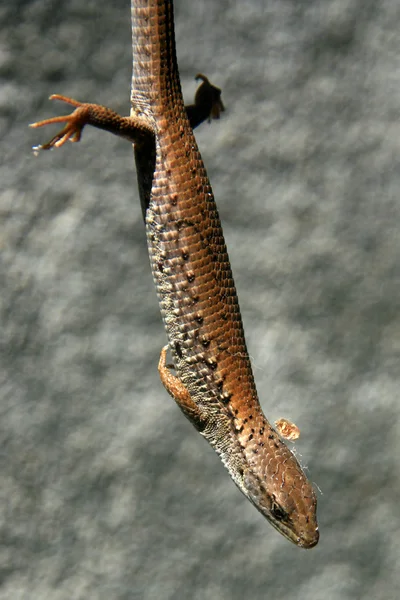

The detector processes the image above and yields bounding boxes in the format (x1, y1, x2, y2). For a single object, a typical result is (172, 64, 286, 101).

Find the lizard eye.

(270, 501, 288, 522)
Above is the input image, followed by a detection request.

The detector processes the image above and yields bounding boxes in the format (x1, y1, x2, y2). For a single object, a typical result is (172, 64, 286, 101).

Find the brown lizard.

(30, 0, 319, 548)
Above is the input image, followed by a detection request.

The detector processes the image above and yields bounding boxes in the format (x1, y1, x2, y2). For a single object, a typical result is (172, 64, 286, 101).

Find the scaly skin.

(30, 0, 318, 548)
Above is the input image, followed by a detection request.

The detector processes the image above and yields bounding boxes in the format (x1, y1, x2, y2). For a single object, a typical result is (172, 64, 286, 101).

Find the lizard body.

(31, 0, 318, 548)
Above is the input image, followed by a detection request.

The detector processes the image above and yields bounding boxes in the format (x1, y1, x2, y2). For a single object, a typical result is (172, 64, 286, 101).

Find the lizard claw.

(195, 73, 225, 121)
(30, 95, 88, 151)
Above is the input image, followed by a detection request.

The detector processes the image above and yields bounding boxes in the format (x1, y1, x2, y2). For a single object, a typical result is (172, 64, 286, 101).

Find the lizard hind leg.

(30, 94, 154, 151)
(185, 74, 225, 129)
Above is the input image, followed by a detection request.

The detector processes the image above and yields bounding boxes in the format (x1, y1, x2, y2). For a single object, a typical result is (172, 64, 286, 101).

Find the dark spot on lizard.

(187, 272, 195, 283)
(182, 251, 189, 260)
(174, 342, 183, 359)
(191, 295, 200, 305)
(206, 359, 217, 371)
(259, 428, 264, 435)
(192, 413, 207, 434)
(253, 449, 258, 454)
(268, 434, 274, 440)
(221, 392, 232, 404)
(157, 261, 164, 273)
(248, 434, 253, 441)
(195, 315, 204, 324)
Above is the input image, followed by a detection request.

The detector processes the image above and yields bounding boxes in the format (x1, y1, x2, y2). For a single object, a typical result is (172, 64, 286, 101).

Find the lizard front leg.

(158, 346, 207, 432)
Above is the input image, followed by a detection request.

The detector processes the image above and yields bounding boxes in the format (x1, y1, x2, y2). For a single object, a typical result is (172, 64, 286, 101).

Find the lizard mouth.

(268, 515, 319, 549)
(296, 527, 319, 549)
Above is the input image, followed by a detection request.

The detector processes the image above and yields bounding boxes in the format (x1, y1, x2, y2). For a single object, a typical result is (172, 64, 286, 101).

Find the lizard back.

(131, 0, 319, 549)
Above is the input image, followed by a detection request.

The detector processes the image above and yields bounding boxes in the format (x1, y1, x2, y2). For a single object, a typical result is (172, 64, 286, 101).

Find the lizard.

(30, 0, 319, 548)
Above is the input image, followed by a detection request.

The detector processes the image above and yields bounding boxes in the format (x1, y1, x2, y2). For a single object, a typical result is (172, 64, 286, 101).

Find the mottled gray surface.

(1, 0, 399, 598)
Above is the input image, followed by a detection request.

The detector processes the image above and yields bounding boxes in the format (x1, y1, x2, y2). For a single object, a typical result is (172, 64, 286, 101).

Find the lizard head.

(218, 416, 319, 548)
(240, 461, 319, 548)
(197, 401, 319, 547)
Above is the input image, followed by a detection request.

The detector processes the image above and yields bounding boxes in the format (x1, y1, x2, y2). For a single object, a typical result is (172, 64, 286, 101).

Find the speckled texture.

(2, 0, 400, 598)
(128, 0, 318, 547)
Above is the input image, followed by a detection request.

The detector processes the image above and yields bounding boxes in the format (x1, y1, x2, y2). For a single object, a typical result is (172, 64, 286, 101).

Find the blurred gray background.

(1, 0, 400, 598)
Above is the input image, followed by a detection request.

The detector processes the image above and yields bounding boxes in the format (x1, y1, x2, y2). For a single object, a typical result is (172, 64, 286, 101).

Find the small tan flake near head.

(275, 418, 300, 441)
